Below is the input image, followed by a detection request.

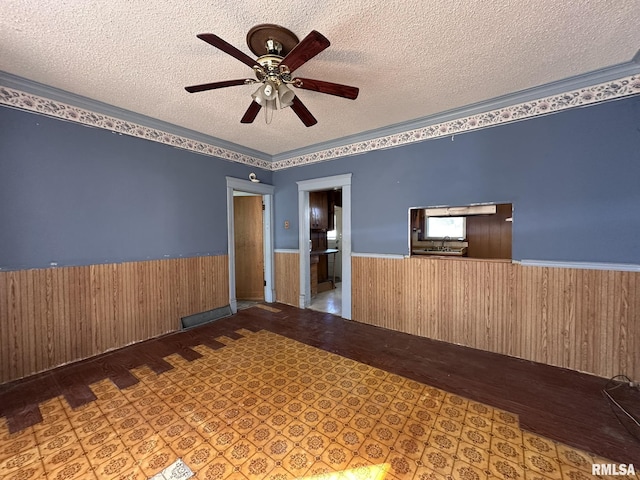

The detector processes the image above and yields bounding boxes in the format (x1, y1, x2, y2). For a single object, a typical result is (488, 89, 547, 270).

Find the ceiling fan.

(184, 24, 359, 127)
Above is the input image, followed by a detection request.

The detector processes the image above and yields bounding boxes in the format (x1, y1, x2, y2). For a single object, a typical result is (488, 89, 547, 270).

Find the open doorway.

(297, 174, 352, 319)
(233, 192, 264, 309)
(226, 177, 274, 313)
(309, 191, 342, 315)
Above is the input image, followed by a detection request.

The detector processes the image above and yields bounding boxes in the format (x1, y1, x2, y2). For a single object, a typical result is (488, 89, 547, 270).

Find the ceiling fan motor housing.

(265, 38, 282, 55)
(253, 54, 290, 86)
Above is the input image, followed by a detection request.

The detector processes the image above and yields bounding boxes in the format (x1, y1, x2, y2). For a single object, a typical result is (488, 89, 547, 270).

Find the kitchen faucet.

(441, 236, 450, 251)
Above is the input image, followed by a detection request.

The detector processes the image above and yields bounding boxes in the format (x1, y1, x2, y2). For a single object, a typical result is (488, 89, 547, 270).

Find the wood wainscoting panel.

(352, 256, 639, 379)
(0, 255, 229, 384)
(275, 251, 300, 307)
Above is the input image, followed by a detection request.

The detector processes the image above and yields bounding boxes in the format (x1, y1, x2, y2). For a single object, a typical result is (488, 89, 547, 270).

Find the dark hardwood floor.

(1, 303, 639, 465)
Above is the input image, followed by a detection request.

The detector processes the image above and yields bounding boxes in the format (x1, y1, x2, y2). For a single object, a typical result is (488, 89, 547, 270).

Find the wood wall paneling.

(275, 252, 300, 307)
(4, 251, 636, 383)
(0, 256, 229, 384)
(352, 256, 639, 379)
(466, 203, 512, 259)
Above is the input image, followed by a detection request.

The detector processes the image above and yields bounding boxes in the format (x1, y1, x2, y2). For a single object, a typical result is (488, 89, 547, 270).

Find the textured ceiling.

(1, 0, 640, 156)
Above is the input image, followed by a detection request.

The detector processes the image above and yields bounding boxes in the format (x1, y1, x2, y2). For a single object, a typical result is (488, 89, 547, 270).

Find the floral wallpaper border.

(2, 74, 639, 172)
(270, 74, 640, 170)
(0, 86, 272, 170)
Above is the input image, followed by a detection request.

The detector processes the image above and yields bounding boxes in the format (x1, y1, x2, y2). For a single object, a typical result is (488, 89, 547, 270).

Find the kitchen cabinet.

(309, 191, 329, 230)
(466, 203, 512, 259)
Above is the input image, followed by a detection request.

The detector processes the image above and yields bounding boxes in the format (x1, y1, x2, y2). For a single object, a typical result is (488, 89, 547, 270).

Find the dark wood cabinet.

(309, 189, 338, 297)
(309, 191, 329, 230)
(466, 204, 512, 259)
(310, 190, 340, 231)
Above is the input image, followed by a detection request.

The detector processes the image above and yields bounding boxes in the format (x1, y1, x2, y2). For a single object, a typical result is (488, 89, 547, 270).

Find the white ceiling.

(1, 0, 639, 157)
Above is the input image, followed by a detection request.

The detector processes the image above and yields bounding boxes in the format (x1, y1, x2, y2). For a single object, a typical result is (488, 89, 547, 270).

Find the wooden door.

(234, 195, 264, 300)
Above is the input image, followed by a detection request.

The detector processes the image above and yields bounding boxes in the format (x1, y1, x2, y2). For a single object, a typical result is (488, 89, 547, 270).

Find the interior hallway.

(0, 304, 638, 479)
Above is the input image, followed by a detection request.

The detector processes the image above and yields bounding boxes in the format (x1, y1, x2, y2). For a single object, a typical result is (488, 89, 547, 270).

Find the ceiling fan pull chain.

(265, 99, 275, 124)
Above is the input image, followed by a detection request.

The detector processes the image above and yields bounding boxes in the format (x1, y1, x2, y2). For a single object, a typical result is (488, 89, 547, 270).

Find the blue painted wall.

(2, 95, 639, 270)
(0, 107, 272, 270)
(273, 96, 640, 264)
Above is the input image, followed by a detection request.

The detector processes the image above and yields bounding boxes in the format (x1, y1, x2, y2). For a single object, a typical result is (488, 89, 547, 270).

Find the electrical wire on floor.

(603, 374, 640, 443)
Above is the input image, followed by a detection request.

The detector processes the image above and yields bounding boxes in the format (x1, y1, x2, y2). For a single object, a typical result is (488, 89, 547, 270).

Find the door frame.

(297, 173, 352, 319)
(226, 176, 275, 313)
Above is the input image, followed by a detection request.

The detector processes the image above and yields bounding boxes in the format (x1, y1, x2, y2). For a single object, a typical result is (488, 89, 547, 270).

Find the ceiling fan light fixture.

(278, 83, 295, 108)
(251, 85, 264, 105)
(251, 80, 277, 106)
(263, 80, 276, 99)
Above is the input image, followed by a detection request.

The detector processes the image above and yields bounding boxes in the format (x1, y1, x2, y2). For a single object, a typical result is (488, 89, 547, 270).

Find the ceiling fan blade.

(196, 33, 258, 69)
(185, 79, 251, 93)
(293, 78, 359, 100)
(280, 30, 330, 74)
(241, 101, 262, 123)
(290, 96, 317, 127)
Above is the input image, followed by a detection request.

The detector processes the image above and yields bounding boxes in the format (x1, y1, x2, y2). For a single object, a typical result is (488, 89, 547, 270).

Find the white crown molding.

(271, 73, 640, 170)
(2, 69, 639, 171)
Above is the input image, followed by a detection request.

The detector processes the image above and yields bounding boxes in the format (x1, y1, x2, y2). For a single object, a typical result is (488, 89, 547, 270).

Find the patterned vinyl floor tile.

(0, 330, 637, 480)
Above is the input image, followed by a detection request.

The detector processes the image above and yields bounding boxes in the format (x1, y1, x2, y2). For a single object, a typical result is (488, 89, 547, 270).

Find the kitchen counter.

(411, 255, 512, 263)
(310, 249, 339, 256)
(412, 248, 467, 256)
